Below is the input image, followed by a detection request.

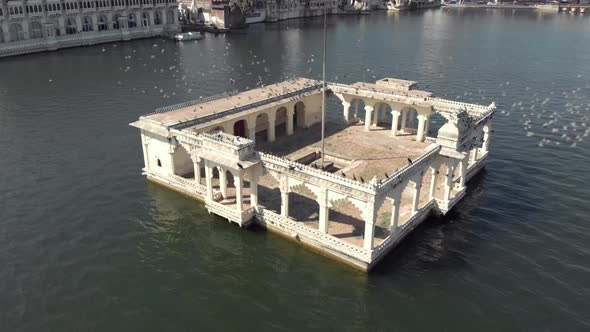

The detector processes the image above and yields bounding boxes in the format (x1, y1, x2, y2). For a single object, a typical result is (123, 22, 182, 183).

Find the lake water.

(1, 8, 590, 331)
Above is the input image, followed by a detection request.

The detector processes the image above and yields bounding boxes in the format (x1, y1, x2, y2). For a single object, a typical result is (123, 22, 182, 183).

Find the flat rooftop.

(257, 122, 431, 181)
(349, 82, 433, 99)
(143, 78, 321, 127)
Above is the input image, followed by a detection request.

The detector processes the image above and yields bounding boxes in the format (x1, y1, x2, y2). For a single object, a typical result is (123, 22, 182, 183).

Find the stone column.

(235, 172, 243, 211)
(286, 109, 294, 136)
(342, 101, 351, 124)
(205, 163, 213, 200)
(250, 172, 258, 207)
(92, 13, 99, 31)
(400, 110, 407, 132)
(168, 151, 175, 175)
(482, 124, 492, 153)
(416, 114, 426, 142)
(424, 114, 431, 138)
(2, 21, 10, 42)
(248, 126, 256, 143)
(364, 105, 373, 131)
(411, 178, 422, 214)
(76, 15, 83, 33)
(58, 17, 66, 36)
(391, 110, 400, 136)
(470, 147, 478, 164)
(459, 157, 468, 188)
(161, 8, 168, 25)
(354, 99, 360, 119)
(363, 203, 376, 250)
(280, 190, 289, 217)
(219, 168, 228, 198)
(318, 189, 329, 233)
(390, 197, 401, 231)
(372, 104, 379, 126)
(193, 157, 201, 185)
(428, 167, 437, 200)
(267, 113, 276, 142)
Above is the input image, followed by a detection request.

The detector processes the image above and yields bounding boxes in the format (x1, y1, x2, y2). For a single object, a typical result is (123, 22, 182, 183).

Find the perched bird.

(360, 177, 365, 183)
(237, 163, 244, 170)
(352, 174, 357, 181)
(288, 165, 295, 171)
(384, 172, 389, 178)
(407, 158, 413, 165)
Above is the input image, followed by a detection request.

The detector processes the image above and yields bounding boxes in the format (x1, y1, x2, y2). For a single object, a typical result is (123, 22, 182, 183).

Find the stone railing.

(376, 144, 440, 192)
(259, 152, 377, 193)
(371, 200, 434, 260)
(147, 90, 239, 116)
(199, 131, 255, 159)
(171, 84, 323, 130)
(256, 209, 372, 262)
(207, 201, 241, 220)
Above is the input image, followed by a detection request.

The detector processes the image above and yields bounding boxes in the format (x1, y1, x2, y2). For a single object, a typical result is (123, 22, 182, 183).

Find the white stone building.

(0, 0, 180, 58)
(131, 77, 495, 271)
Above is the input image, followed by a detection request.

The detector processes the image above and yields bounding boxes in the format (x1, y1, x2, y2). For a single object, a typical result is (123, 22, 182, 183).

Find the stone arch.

(372, 102, 393, 126)
(327, 197, 366, 245)
(275, 107, 288, 138)
(293, 101, 306, 129)
(30, 21, 43, 39)
(402, 107, 419, 132)
(66, 18, 77, 34)
(166, 10, 175, 24)
(172, 144, 192, 177)
(82, 16, 93, 32)
(255, 112, 269, 143)
(289, 183, 320, 229)
(233, 119, 248, 138)
(350, 98, 366, 122)
(154, 11, 163, 25)
(98, 15, 108, 31)
(9, 23, 24, 41)
(128, 13, 137, 28)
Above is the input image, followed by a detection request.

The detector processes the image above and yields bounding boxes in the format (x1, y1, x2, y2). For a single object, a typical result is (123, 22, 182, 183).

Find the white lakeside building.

(131, 77, 495, 271)
(0, 0, 180, 58)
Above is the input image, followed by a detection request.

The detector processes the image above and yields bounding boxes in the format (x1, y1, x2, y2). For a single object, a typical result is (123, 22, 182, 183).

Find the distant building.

(0, 0, 180, 58)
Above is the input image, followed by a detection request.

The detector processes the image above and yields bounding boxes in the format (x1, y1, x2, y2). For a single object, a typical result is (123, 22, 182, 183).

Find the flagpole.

(320, 0, 327, 168)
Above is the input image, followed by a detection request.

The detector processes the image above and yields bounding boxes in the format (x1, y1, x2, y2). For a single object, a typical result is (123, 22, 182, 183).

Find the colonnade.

(341, 98, 432, 142)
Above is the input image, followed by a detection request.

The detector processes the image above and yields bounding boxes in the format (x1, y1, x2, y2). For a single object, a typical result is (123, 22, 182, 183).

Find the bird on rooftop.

(360, 177, 365, 183)
(407, 158, 413, 165)
(237, 163, 244, 170)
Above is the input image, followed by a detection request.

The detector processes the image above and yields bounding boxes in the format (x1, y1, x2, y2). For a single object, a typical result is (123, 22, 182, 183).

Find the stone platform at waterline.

(130, 77, 496, 271)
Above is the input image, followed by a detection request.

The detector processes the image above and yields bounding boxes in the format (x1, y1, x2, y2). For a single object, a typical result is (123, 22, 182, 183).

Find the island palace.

(131, 77, 495, 271)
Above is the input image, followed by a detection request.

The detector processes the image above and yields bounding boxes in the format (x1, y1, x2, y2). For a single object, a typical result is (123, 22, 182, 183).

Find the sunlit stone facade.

(0, 0, 180, 57)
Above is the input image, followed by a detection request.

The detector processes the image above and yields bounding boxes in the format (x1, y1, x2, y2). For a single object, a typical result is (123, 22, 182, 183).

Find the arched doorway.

(128, 13, 137, 28)
(30, 21, 43, 39)
(82, 16, 93, 32)
(154, 11, 162, 25)
(233, 119, 247, 138)
(255, 113, 269, 143)
(373, 102, 392, 127)
(66, 18, 77, 34)
(98, 15, 108, 31)
(293, 102, 306, 130)
(275, 107, 287, 138)
(9, 23, 24, 41)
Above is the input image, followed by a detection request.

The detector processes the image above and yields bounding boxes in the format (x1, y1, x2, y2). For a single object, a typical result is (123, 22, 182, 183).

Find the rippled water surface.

(1, 8, 590, 331)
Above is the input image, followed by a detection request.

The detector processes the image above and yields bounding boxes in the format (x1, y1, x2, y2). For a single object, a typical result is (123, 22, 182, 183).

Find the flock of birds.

(39, 38, 590, 151)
